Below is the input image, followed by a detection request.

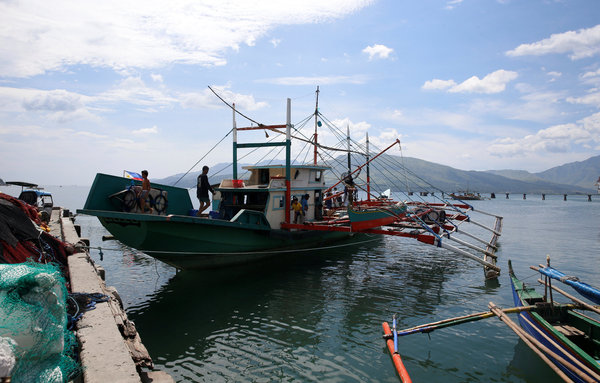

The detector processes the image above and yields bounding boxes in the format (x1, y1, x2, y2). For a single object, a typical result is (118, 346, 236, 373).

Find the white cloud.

(362, 44, 394, 61)
(270, 38, 281, 47)
(566, 91, 600, 108)
(180, 85, 269, 111)
(0, 0, 374, 78)
(422, 70, 517, 94)
(506, 24, 600, 60)
(489, 112, 600, 157)
(133, 126, 159, 135)
(582, 68, 600, 79)
(151, 74, 164, 83)
(256, 75, 370, 85)
(0, 86, 97, 122)
(422, 79, 457, 91)
(445, 0, 464, 10)
(449, 70, 518, 94)
(98, 77, 177, 108)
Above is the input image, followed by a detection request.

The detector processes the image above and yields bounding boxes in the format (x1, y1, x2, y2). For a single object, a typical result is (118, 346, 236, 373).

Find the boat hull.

(94, 211, 361, 269)
(348, 204, 406, 231)
(509, 271, 600, 382)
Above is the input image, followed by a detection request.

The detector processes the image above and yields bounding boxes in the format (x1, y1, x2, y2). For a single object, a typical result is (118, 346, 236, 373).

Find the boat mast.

(347, 124, 351, 173)
(313, 86, 320, 165)
(366, 132, 371, 201)
(285, 98, 292, 224)
(232, 103, 238, 180)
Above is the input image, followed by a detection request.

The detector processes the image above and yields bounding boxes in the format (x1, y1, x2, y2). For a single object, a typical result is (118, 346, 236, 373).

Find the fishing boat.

(4, 181, 54, 221)
(449, 191, 483, 201)
(78, 89, 504, 275)
(509, 259, 600, 382)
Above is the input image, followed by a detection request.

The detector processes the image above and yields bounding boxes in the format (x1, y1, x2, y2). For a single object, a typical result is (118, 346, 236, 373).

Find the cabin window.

(309, 170, 323, 184)
(259, 169, 270, 184)
(219, 191, 269, 220)
(273, 196, 285, 210)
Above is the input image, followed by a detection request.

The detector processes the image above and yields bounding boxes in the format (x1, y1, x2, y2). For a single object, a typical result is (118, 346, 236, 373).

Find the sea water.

(4, 185, 600, 382)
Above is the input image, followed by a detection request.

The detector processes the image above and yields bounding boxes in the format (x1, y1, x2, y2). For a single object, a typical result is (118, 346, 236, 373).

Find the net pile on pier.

(0, 262, 79, 382)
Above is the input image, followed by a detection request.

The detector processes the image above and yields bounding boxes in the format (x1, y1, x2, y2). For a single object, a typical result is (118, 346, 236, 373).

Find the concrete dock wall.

(50, 208, 173, 383)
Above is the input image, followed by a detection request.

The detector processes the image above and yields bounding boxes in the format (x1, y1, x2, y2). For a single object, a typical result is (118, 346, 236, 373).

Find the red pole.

(324, 138, 400, 195)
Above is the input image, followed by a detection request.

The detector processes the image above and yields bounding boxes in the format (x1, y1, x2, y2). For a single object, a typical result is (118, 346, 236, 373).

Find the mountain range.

(155, 155, 600, 194)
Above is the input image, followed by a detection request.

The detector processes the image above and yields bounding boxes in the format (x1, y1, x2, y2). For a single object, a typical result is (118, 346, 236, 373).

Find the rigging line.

(208, 85, 263, 126)
(84, 237, 382, 256)
(172, 128, 233, 186)
(210, 132, 284, 180)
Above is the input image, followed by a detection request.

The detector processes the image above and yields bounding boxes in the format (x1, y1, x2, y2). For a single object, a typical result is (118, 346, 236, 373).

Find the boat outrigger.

(78, 89, 503, 276)
(383, 257, 600, 382)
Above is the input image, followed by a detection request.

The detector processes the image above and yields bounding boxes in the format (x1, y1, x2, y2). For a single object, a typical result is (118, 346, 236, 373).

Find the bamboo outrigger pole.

(388, 305, 540, 337)
(488, 302, 596, 383)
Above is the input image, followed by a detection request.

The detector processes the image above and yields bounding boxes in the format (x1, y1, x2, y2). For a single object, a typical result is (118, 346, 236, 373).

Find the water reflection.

(125, 235, 482, 382)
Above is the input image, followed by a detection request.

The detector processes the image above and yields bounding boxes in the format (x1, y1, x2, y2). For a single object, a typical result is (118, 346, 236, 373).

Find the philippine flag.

(123, 171, 143, 181)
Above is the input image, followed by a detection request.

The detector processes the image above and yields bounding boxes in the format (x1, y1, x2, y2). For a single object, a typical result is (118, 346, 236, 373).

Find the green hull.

(93, 210, 355, 269)
(78, 173, 359, 269)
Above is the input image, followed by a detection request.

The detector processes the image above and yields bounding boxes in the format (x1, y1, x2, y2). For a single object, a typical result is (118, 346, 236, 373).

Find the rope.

(84, 236, 382, 256)
(172, 128, 233, 186)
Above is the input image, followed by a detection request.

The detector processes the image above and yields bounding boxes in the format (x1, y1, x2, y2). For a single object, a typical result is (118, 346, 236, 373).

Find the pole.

(366, 132, 371, 201)
(489, 302, 594, 383)
(324, 139, 400, 195)
(232, 103, 238, 180)
(285, 98, 292, 224)
(313, 86, 319, 165)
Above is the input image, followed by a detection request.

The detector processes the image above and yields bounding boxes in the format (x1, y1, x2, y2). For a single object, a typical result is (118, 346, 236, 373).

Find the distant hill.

(486, 155, 600, 191)
(155, 154, 599, 194)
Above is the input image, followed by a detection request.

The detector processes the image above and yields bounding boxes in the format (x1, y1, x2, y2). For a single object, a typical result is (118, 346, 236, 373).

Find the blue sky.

(1, 0, 599, 185)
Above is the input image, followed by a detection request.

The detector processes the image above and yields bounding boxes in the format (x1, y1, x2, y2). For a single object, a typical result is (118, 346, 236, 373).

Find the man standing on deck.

(140, 170, 152, 213)
(300, 194, 309, 223)
(197, 166, 214, 216)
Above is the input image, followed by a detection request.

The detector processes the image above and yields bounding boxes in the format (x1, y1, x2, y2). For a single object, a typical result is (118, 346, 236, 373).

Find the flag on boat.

(123, 170, 142, 180)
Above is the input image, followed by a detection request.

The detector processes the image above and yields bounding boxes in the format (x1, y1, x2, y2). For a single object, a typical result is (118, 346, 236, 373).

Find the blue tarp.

(538, 266, 600, 305)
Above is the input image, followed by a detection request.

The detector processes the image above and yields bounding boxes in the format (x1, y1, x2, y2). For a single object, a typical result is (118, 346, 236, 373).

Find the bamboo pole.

(536, 278, 600, 316)
(488, 302, 592, 383)
(519, 313, 600, 381)
(392, 305, 540, 337)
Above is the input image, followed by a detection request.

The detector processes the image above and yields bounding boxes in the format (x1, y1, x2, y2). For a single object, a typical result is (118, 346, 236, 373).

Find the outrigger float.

(383, 257, 600, 382)
(78, 88, 503, 277)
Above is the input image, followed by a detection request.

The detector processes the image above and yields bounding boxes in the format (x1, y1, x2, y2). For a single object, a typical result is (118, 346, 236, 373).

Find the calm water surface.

(54, 189, 600, 382)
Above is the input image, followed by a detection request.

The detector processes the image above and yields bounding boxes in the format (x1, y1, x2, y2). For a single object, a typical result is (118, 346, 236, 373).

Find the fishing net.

(0, 261, 79, 382)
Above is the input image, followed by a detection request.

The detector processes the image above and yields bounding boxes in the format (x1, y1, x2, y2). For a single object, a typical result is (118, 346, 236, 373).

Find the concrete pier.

(49, 208, 173, 383)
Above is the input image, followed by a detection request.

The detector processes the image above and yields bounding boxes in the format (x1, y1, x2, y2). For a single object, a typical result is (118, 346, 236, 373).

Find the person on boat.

(343, 174, 355, 206)
(324, 191, 333, 217)
(292, 196, 302, 223)
(334, 188, 342, 207)
(300, 194, 310, 222)
(139, 170, 152, 213)
(197, 166, 215, 216)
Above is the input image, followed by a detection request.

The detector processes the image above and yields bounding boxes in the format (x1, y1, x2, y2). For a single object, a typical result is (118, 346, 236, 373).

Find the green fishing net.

(0, 261, 79, 382)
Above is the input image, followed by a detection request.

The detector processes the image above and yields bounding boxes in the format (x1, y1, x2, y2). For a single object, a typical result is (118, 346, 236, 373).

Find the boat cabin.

(213, 164, 329, 228)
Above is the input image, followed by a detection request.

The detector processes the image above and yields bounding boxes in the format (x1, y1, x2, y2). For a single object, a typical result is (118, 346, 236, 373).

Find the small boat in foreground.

(509, 260, 600, 382)
(383, 259, 600, 382)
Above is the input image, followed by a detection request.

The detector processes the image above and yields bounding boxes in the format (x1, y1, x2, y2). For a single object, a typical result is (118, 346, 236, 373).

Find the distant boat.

(449, 191, 483, 201)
